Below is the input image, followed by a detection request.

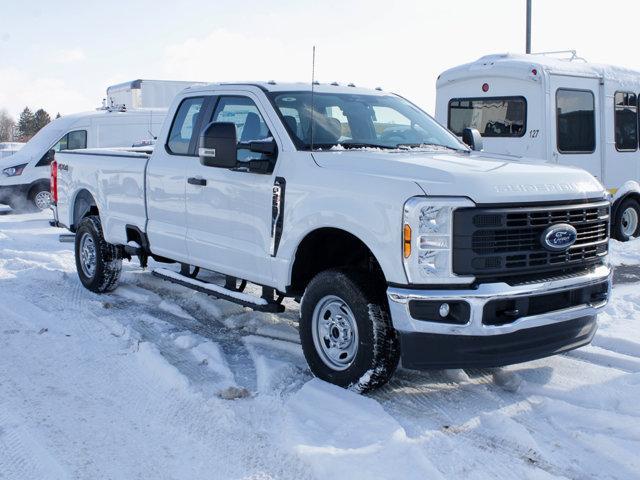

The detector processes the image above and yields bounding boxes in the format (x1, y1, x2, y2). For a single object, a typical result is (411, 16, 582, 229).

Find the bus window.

(614, 92, 638, 151)
(448, 97, 526, 137)
(556, 89, 595, 153)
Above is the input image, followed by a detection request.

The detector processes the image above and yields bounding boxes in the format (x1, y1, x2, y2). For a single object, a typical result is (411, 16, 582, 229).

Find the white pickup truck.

(51, 82, 612, 392)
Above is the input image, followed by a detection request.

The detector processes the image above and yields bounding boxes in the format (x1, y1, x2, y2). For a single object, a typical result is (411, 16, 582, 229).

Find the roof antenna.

(310, 45, 316, 151)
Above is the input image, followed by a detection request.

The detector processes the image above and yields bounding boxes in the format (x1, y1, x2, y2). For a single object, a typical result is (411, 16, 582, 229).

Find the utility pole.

(526, 0, 532, 54)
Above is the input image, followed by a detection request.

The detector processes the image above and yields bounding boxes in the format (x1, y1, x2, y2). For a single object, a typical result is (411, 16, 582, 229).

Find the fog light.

(439, 303, 450, 318)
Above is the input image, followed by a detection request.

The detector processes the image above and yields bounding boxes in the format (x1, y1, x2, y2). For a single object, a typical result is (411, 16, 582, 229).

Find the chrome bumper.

(387, 264, 611, 336)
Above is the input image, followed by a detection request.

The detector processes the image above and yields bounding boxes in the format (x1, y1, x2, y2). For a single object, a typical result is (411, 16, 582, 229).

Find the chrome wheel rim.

(621, 207, 639, 237)
(311, 295, 359, 371)
(79, 233, 97, 278)
(34, 191, 51, 210)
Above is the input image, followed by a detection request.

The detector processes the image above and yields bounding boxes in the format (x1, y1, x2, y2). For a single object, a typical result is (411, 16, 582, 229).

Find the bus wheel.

(614, 198, 640, 241)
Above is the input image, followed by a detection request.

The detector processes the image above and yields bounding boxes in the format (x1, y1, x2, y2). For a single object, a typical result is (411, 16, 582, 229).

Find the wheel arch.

(27, 178, 51, 197)
(612, 181, 640, 218)
(288, 227, 387, 297)
(70, 188, 99, 231)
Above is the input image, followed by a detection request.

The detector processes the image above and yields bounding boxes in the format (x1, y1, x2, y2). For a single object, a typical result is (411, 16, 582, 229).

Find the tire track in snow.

(0, 405, 71, 480)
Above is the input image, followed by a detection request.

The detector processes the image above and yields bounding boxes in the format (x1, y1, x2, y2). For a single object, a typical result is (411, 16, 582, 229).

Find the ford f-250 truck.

(51, 82, 612, 392)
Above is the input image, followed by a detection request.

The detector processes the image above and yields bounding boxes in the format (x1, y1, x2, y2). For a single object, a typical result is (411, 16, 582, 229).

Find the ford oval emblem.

(541, 223, 577, 251)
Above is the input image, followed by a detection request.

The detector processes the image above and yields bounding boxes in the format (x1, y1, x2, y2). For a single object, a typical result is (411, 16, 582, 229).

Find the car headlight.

(402, 196, 476, 284)
(2, 164, 27, 177)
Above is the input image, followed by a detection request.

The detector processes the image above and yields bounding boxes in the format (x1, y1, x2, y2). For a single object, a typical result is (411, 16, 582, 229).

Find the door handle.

(188, 177, 207, 186)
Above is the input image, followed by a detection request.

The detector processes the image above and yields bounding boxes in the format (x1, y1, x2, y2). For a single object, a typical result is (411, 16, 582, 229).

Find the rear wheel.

(74, 216, 122, 293)
(613, 198, 640, 241)
(299, 269, 399, 393)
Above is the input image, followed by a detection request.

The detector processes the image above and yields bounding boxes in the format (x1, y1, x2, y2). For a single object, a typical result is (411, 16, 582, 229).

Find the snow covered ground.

(0, 211, 638, 480)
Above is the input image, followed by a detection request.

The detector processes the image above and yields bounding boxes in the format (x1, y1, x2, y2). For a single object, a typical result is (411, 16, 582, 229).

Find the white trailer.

(106, 79, 204, 110)
(436, 52, 640, 240)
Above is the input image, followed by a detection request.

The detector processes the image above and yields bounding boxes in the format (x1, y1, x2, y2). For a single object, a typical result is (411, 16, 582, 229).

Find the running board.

(152, 268, 285, 313)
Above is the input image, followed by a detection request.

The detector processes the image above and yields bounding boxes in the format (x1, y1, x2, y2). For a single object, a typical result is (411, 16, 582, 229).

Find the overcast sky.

(0, 0, 637, 118)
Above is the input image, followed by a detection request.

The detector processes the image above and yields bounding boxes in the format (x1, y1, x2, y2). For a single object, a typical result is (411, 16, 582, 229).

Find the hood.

(312, 150, 605, 204)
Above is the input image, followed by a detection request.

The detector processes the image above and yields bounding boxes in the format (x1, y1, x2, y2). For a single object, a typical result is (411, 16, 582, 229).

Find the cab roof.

(185, 81, 390, 96)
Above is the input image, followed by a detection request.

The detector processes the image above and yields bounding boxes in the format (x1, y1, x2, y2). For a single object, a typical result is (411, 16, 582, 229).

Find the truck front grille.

(453, 201, 609, 283)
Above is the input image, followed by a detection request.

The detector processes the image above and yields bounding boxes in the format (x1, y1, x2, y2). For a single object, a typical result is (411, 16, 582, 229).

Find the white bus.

(436, 52, 640, 240)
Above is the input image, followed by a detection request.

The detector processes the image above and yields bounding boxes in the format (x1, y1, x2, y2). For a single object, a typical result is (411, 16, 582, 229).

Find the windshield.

(269, 91, 467, 151)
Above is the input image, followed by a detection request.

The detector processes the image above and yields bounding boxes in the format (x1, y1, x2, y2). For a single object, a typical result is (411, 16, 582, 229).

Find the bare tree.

(0, 109, 16, 142)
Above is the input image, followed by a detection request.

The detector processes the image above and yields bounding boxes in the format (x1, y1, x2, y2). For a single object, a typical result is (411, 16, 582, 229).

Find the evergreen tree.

(55, 112, 61, 119)
(33, 109, 51, 132)
(17, 107, 36, 141)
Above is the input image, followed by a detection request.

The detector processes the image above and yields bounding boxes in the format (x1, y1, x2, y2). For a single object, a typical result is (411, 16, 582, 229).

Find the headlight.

(402, 196, 475, 284)
(2, 164, 27, 177)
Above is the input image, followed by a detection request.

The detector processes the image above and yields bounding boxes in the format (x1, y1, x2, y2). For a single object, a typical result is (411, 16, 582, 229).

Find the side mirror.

(39, 149, 56, 166)
(199, 122, 237, 168)
(462, 128, 483, 151)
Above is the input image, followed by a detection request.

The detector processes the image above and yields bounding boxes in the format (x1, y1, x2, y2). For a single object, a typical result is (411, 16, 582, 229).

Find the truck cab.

(53, 81, 612, 392)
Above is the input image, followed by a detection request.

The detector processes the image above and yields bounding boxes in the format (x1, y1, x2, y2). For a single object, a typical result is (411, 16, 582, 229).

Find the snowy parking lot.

(0, 210, 638, 480)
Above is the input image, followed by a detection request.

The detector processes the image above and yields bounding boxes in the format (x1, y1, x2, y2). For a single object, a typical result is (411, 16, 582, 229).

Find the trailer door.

(550, 76, 603, 181)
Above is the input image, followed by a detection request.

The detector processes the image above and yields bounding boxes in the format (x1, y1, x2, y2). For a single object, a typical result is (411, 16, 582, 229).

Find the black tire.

(74, 216, 122, 293)
(613, 197, 640, 241)
(299, 269, 399, 393)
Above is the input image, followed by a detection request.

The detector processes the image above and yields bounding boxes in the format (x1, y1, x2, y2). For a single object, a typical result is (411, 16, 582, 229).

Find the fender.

(70, 188, 98, 230)
(27, 179, 51, 195)
(278, 218, 407, 292)
(611, 180, 640, 216)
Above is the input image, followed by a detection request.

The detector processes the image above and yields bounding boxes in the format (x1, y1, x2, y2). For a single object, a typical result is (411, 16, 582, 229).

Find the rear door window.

(448, 97, 526, 137)
(167, 97, 205, 155)
(556, 89, 595, 153)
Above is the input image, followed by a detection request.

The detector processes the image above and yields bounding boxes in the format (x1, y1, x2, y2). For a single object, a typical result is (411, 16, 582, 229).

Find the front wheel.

(299, 269, 399, 393)
(613, 198, 640, 241)
(29, 186, 52, 211)
(74, 216, 122, 293)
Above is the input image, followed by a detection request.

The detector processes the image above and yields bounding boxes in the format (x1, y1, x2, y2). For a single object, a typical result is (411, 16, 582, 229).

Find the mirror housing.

(39, 149, 55, 166)
(462, 128, 483, 151)
(199, 122, 237, 168)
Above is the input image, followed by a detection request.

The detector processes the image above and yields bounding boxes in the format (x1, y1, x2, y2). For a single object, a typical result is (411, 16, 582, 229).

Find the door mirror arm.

(462, 128, 483, 151)
(230, 158, 274, 175)
(242, 139, 277, 155)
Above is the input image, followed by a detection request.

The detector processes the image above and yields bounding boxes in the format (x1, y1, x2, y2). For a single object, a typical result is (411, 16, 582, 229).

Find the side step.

(152, 268, 285, 313)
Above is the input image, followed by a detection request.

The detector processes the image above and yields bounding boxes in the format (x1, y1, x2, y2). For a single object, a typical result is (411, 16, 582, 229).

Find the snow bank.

(282, 379, 444, 480)
(137, 341, 190, 391)
(609, 238, 640, 266)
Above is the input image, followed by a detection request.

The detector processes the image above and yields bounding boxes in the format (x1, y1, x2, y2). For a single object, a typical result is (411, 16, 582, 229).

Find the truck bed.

(55, 148, 151, 245)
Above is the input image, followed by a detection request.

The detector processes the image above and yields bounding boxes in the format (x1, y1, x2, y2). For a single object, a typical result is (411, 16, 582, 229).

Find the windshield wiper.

(309, 142, 396, 150)
(397, 143, 468, 152)
(337, 143, 396, 150)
